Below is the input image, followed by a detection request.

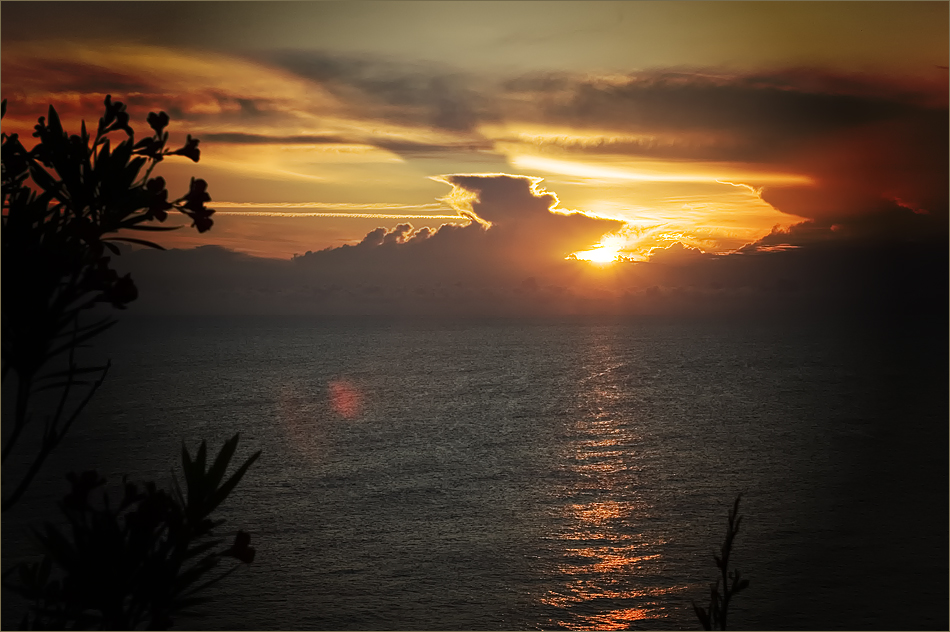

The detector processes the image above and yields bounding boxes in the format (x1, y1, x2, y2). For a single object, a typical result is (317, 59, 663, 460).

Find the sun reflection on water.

(539, 333, 687, 630)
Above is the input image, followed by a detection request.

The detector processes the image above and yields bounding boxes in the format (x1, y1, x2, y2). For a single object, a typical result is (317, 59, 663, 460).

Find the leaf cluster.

(693, 494, 750, 631)
(2, 94, 213, 381)
(4, 434, 261, 630)
(1, 96, 217, 510)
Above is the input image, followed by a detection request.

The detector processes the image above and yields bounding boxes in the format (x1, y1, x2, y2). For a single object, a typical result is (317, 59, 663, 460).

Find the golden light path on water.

(542, 330, 688, 629)
(269, 330, 692, 628)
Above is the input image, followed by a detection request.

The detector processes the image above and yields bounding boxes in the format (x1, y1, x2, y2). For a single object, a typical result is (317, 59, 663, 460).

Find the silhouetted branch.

(693, 493, 750, 630)
(2, 361, 111, 512)
(2, 95, 215, 507)
(3, 96, 259, 629)
(2, 375, 34, 464)
(4, 435, 260, 629)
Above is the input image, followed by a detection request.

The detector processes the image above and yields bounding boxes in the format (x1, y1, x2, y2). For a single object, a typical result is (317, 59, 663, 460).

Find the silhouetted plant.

(693, 493, 750, 630)
(1, 95, 215, 510)
(2, 97, 259, 629)
(5, 434, 261, 630)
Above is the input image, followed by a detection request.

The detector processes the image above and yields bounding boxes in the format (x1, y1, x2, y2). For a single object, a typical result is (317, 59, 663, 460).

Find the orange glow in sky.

(1, 0, 944, 273)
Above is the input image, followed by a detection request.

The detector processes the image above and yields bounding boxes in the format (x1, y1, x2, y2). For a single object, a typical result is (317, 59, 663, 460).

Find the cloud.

(758, 108, 948, 222)
(4, 40, 945, 272)
(114, 174, 946, 321)
(263, 51, 493, 133)
(746, 202, 949, 253)
(291, 174, 625, 281)
(501, 69, 944, 160)
(116, 176, 635, 315)
(495, 68, 948, 236)
(647, 242, 710, 265)
(202, 133, 352, 145)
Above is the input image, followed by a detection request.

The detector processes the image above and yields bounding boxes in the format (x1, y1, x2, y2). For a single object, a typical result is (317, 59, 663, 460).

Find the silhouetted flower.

(121, 480, 143, 510)
(2, 134, 29, 176)
(182, 178, 210, 211)
(171, 135, 200, 162)
(223, 530, 256, 563)
(110, 275, 138, 307)
(63, 471, 106, 511)
(96, 95, 132, 136)
(147, 111, 170, 135)
(192, 214, 214, 233)
(127, 490, 173, 535)
(181, 177, 215, 232)
(114, 110, 132, 136)
(146, 177, 171, 221)
(133, 137, 163, 160)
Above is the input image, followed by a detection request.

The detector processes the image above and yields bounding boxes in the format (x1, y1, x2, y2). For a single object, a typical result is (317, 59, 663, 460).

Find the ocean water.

(3, 315, 947, 630)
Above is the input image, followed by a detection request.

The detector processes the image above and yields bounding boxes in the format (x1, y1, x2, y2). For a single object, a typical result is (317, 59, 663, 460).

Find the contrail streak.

(715, 180, 764, 196)
(213, 201, 446, 210)
(211, 201, 465, 219)
(210, 201, 465, 219)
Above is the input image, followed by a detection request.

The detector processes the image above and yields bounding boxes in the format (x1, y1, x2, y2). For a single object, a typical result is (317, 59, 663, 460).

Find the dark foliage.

(2, 97, 260, 630)
(693, 494, 750, 630)
(1, 95, 216, 510)
(5, 435, 261, 630)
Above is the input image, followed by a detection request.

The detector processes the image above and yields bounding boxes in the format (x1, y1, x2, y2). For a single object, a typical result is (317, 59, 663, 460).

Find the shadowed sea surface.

(3, 315, 947, 630)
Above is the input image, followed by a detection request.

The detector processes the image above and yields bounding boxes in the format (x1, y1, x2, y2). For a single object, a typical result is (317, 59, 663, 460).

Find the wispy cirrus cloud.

(213, 200, 463, 220)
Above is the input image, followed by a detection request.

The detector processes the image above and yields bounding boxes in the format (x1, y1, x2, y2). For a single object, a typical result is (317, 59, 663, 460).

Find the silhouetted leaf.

(33, 524, 77, 569)
(28, 163, 62, 199)
(694, 603, 712, 631)
(38, 365, 110, 380)
(47, 320, 117, 358)
(206, 450, 261, 515)
(173, 555, 221, 594)
(125, 224, 183, 232)
(194, 441, 208, 501)
(183, 539, 224, 561)
(36, 380, 91, 391)
(174, 595, 213, 611)
(182, 442, 197, 506)
(205, 434, 239, 494)
(180, 564, 238, 600)
(47, 105, 63, 139)
(102, 237, 166, 250)
(2, 97, 260, 629)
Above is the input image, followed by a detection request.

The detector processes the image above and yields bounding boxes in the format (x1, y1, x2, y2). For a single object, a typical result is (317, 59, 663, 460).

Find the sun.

(573, 247, 621, 264)
(570, 234, 627, 264)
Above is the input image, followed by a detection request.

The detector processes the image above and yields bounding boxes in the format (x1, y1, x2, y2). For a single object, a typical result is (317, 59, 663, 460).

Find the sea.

(2, 314, 947, 630)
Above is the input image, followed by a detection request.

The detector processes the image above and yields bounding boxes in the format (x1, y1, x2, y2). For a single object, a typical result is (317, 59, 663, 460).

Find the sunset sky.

(3, 1, 947, 315)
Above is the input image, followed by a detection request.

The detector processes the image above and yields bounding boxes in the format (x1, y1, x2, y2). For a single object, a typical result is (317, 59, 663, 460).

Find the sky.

(2, 1, 947, 316)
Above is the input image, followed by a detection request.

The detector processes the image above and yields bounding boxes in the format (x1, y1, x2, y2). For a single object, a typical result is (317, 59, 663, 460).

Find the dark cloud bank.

(116, 174, 947, 324)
